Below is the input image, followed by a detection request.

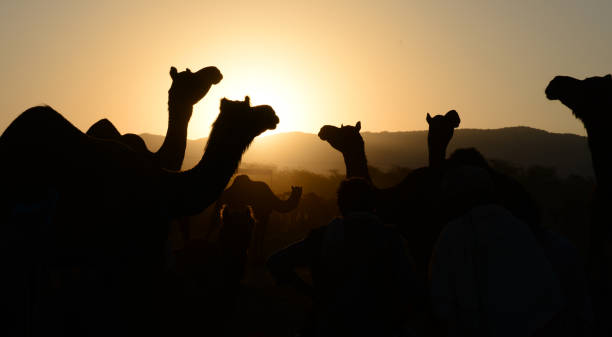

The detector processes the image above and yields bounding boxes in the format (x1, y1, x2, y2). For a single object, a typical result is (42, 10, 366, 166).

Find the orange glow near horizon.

(190, 60, 311, 136)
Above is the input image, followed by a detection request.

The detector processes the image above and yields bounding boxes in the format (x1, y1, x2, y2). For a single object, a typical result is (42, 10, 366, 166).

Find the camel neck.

(343, 146, 371, 181)
(169, 127, 252, 216)
(274, 190, 301, 212)
(428, 145, 446, 168)
(156, 103, 192, 171)
(585, 124, 610, 193)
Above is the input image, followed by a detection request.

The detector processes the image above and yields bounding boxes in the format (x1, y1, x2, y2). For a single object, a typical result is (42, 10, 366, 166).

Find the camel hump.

(3, 106, 68, 142)
(86, 118, 121, 139)
(120, 133, 149, 153)
(16, 106, 61, 125)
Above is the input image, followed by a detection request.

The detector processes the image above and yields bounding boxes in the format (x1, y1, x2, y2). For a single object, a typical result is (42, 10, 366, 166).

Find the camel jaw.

(268, 115, 280, 130)
(251, 104, 279, 131)
(545, 85, 559, 100)
(318, 125, 336, 141)
(195, 66, 223, 85)
(545, 76, 579, 101)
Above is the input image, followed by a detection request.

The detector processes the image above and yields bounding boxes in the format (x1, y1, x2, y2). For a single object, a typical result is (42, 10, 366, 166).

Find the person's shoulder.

(381, 222, 401, 233)
(307, 220, 337, 240)
(309, 224, 328, 237)
(542, 230, 580, 260)
(373, 223, 399, 241)
(344, 211, 383, 226)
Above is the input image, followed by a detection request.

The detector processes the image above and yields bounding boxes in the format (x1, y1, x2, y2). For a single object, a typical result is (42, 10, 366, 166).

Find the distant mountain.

(140, 126, 594, 178)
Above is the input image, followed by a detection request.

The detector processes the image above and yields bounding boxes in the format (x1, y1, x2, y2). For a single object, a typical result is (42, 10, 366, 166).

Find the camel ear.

(356, 121, 361, 131)
(446, 110, 461, 128)
(220, 98, 229, 108)
(244, 96, 251, 106)
(426, 113, 432, 124)
(170, 67, 178, 79)
(341, 123, 344, 128)
(186, 68, 192, 73)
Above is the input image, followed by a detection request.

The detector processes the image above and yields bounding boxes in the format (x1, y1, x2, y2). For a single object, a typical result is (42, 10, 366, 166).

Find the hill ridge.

(139, 126, 592, 178)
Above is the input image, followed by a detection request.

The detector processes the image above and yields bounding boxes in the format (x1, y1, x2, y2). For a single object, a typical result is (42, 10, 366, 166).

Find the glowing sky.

(1, 0, 611, 138)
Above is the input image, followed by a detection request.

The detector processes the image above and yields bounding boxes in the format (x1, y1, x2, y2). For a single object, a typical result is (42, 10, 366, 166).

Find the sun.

(190, 66, 304, 138)
(236, 80, 294, 135)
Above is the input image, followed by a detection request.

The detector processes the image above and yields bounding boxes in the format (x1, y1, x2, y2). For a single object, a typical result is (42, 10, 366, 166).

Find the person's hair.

(448, 147, 489, 169)
(440, 165, 497, 220)
(337, 177, 375, 215)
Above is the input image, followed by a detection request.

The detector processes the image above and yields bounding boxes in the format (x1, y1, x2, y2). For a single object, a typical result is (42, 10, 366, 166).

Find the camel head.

(220, 204, 255, 227)
(546, 74, 612, 125)
(318, 121, 364, 153)
(290, 186, 303, 199)
(213, 96, 279, 140)
(219, 204, 256, 249)
(222, 174, 302, 215)
(168, 66, 223, 109)
(427, 110, 460, 151)
(232, 174, 251, 186)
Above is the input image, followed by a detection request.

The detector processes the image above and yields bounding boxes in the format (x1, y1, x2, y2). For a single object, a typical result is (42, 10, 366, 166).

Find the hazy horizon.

(140, 124, 588, 142)
(133, 126, 593, 181)
(3, 1, 611, 138)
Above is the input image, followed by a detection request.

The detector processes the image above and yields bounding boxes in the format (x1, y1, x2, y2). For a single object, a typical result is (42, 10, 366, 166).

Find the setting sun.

(191, 62, 307, 136)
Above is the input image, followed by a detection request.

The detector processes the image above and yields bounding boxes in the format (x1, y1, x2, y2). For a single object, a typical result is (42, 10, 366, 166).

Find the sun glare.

(238, 81, 294, 135)
(190, 64, 306, 138)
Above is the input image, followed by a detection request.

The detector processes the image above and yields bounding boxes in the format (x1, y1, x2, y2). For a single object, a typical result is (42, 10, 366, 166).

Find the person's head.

(448, 147, 489, 169)
(337, 177, 375, 216)
(440, 165, 497, 220)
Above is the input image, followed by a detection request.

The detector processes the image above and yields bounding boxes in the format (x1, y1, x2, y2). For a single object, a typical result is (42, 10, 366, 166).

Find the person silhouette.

(430, 165, 565, 337)
(267, 178, 419, 337)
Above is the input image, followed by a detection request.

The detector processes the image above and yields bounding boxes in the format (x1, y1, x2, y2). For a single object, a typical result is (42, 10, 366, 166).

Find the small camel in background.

(171, 204, 256, 335)
(214, 175, 302, 261)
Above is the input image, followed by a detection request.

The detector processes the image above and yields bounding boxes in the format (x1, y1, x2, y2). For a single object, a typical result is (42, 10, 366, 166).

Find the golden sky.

(1, 0, 611, 138)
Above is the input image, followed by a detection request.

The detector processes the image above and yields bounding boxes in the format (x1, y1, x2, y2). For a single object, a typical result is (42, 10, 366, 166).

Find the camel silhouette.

(318, 111, 460, 181)
(171, 204, 256, 335)
(214, 174, 302, 261)
(426, 110, 460, 168)
(546, 75, 611, 195)
(1, 95, 278, 336)
(217, 204, 257, 280)
(86, 66, 222, 171)
(546, 74, 612, 336)
(318, 121, 371, 181)
(290, 192, 337, 229)
(316, 115, 538, 290)
(318, 111, 461, 275)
